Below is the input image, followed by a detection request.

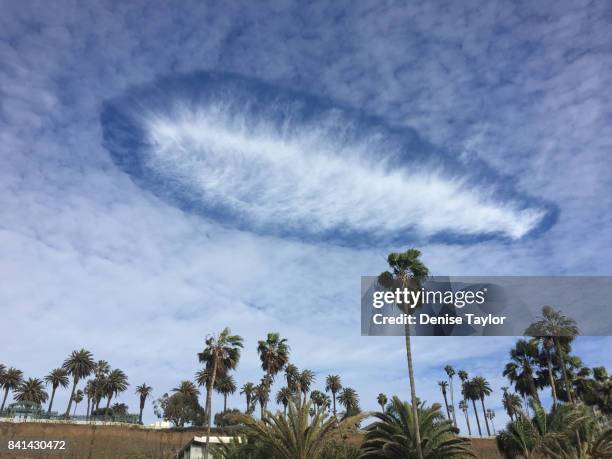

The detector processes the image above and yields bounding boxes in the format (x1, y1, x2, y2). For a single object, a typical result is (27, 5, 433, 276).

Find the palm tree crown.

(325, 374, 342, 416)
(1, 367, 24, 411)
(361, 396, 474, 458)
(15, 378, 49, 405)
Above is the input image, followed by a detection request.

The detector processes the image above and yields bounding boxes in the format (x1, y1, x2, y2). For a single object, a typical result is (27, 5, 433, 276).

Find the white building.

(177, 436, 242, 459)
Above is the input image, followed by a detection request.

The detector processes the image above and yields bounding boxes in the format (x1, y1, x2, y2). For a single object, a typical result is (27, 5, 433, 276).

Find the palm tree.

(310, 390, 327, 414)
(496, 399, 610, 458)
(486, 409, 496, 435)
(503, 339, 541, 402)
(338, 387, 360, 417)
(298, 369, 315, 404)
(463, 379, 482, 436)
(103, 369, 129, 417)
(255, 382, 270, 420)
(458, 400, 471, 435)
(135, 383, 153, 424)
(458, 370, 472, 435)
(84, 380, 94, 418)
(285, 364, 299, 392)
(325, 374, 342, 416)
(44, 368, 69, 414)
(72, 389, 84, 415)
(235, 400, 367, 459)
(240, 382, 256, 414)
(276, 386, 292, 414)
(215, 374, 237, 412)
(173, 380, 200, 398)
(62, 349, 95, 417)
(257, 332, 289, 410)
(378, 249, 429, 459)
(15, 378, 48, 405)
(438, 381, 452, 421)
(445, 365, 458, 427)
(361, 396, 475, 458)
(1, 367, 23, 411)
(198, 327, 243, 452)
(525, 305, 579, 404)
(472, 376, 492, 436)
(501, 387, 522, 422)
(377, 393, 388, 412)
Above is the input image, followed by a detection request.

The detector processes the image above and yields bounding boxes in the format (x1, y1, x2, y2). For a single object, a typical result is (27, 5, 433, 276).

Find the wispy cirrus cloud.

(102, 73, 554, 244)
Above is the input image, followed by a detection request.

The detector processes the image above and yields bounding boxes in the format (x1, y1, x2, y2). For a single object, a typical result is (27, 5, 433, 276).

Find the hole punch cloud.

(101, 72, 556, 245)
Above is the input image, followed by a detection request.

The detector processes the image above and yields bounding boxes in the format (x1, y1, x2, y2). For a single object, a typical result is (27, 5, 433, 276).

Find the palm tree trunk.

(553, 337, 573, 403)
(464, 408, 472, 435)
(404, 322, 424, 459)
(379, 402, 385, 412)
(1, 388, 9, 411)
(105, 395, 113, 420)
(204, 358, 218, 458)
(47, 386, 57, 414)
(471, 399, 482, 436)
(65, 378, 77, 417)
(449, 377, 457, 427)
(86, 397, 90, 419)
(442, 391, 451, 420)
(480, 397, 491, 436)
(139, 405, 144, 424)
(73, 403, 77, 416)
(223, 394, 227, 412)
(546, 350, 558, 406)
(332, 392, 337, 416)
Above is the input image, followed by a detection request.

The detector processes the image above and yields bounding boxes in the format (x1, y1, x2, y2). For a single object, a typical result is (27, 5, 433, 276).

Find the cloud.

(101, 72, 554, 245)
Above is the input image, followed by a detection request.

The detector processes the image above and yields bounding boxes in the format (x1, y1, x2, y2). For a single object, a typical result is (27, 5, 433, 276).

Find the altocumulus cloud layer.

(102, 72, 555, 244)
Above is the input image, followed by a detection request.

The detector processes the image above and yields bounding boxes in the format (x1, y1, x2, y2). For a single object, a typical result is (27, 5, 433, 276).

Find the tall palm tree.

(72, 389, 84, 415)
(486, 409, 496, 435)
(438, 380, 452, 420)
(501, 387, 522, 421)
(84, 380, 94, 418)
(298, 369, 315, 405)
(62, 349, 94, 417)
(198, 327, 243, 452)
(377, 393, 388, 412)
(458, 400, 471, 435)
(338, 387, 360, 417)
(458, 370, 471, 435)
(235, 400, 366, 459)
(285, 364, 299, 393)
(44, 368, 69, 414)
(310, 390, 327, 414)
(103, 369, 129, 417)
(378, 248, 429, 459)
(471, 376, 492, 436)
(135, 383, 153, 424)
(255, 382, 270, 420)
(240, 382, 256, 414)
(0, 367, 23, 411)
(15, 378, 48, 405)
(214, 374, 237, 412)
(444, 365, 458, 427)
(503, 339, 541, 402)
(361, 396, 475, 458)
(276, 386, 292, 414)
(463, 379, 482, 436)
(525, 305, 579, 404)
(257, 332, 289, 410)
(325, 374, 342, 416)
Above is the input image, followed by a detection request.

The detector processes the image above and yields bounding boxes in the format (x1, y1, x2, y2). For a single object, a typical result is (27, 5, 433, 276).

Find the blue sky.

(1, 0, 611, 429)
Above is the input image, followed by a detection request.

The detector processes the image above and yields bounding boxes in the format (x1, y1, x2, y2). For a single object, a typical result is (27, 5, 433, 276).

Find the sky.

(1, 0, 611, 431)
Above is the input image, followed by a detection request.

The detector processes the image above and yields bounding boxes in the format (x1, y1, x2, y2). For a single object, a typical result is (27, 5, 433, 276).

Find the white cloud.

(142, 102, 545, 240)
